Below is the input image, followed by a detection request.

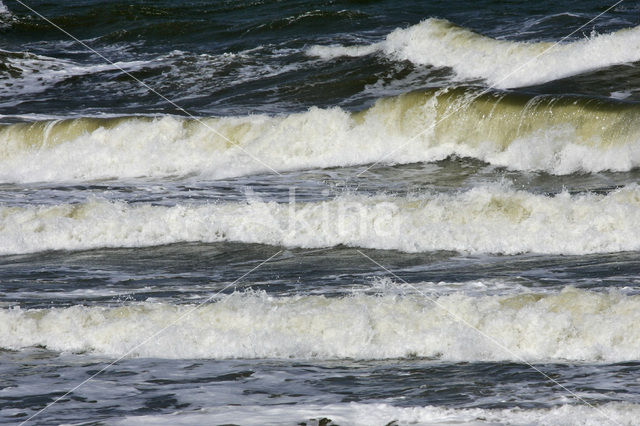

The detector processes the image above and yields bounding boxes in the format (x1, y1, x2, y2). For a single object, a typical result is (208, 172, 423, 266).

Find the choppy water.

(1, 0, 640, 425)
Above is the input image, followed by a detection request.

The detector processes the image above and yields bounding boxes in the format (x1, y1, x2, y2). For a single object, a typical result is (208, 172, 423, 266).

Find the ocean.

(1, 0, 640, 424)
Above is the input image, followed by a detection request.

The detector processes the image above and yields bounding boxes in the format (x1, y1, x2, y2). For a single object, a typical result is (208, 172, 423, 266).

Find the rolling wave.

(308, 18, 640, 88)
(2, 287, 638, 362)
(1, 185, 639, 255)
(2, 88, 640, 182)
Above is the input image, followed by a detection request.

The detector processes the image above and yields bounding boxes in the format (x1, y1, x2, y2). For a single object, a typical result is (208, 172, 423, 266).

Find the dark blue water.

(1, 0, 639, 118)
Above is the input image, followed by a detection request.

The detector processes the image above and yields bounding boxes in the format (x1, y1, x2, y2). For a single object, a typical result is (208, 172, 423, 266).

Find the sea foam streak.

(2, 88, 640, 182)
(118, 402, 640, 426)
(308, 18, 640, 88)
(2, 288, 639, 362)
(0, 49, 147, 100)
(1, 185, 639, 255)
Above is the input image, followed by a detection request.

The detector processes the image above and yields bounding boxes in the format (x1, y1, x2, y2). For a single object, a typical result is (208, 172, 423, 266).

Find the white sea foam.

(308, 18, 640, 88)
(2, 88, 640, 182)
(0, 50, 147, 100)
(1, 185, 639, 255)
(117, 402, 640, 426)
(0, 46, 302, 110)
(2, 287, 640, 362)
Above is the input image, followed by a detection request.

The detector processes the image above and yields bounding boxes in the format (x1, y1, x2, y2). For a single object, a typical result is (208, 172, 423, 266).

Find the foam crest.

(1, 185, 639, 255)
(2, 88, 640, 182)
(308, 18, 640, 88)
(2, 288, 640, 362)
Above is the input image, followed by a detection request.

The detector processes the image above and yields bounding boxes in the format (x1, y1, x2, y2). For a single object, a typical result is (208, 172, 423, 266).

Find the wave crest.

(2, 287, 639, 362)
(308, 18, 640, 88)
(2, 88, 640, 182)
(2, 185, 640, 255)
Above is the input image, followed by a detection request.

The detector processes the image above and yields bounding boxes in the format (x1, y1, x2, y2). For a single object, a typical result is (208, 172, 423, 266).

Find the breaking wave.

(308, 18, 640, 88)
(2, 88, 640, 182)
(1, 185, 639, 255)
(2, 287, 639, 362)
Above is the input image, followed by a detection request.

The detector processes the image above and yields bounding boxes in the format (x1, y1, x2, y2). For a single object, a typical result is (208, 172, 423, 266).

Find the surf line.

(356, 249, 623, 426)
